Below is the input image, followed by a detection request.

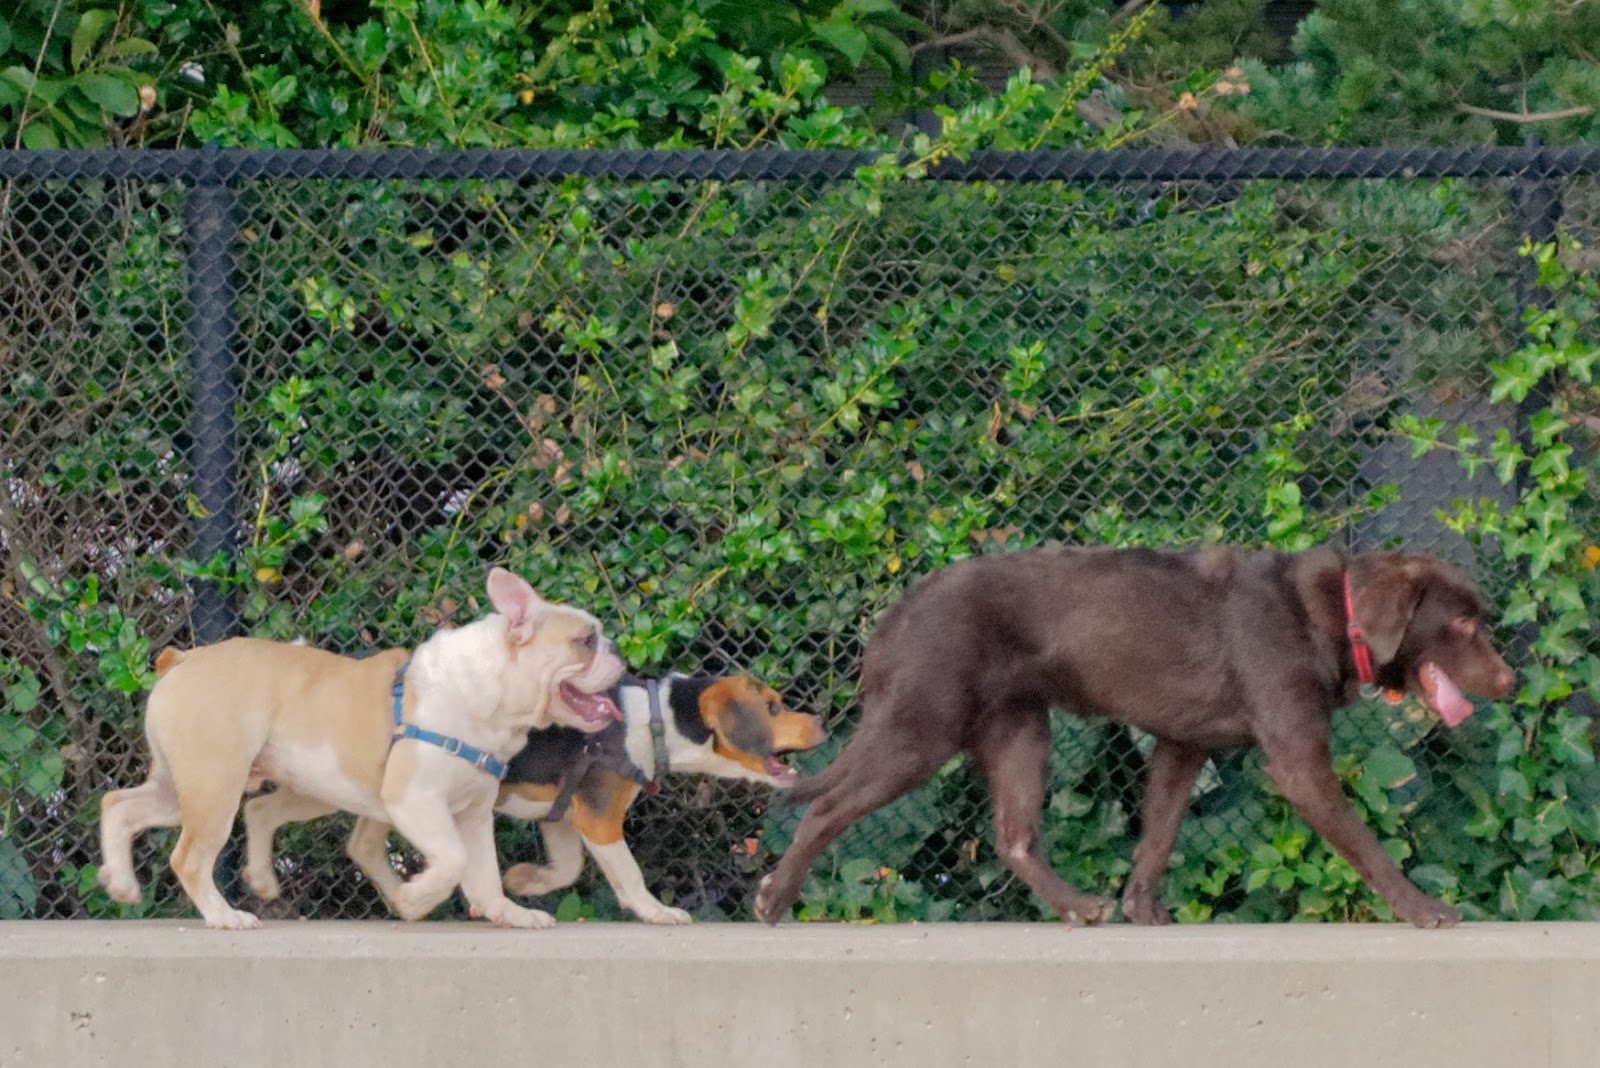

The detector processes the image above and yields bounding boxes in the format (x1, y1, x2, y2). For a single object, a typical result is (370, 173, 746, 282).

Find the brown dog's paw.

(752, 874, 786, 925)
(1120, 890, 1172, 926)
(1395, 894, 1461, 929)
(1061, 894, 1116, 927)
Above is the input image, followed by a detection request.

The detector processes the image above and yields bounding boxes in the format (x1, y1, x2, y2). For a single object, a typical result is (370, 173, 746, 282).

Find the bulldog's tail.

(152, 647, 188, 676)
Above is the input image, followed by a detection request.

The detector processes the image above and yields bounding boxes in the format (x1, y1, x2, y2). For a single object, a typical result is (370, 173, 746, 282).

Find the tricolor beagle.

(497, 674, 826, 923)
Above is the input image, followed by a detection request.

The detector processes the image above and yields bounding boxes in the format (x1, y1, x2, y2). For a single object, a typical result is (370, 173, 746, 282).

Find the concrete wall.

(3, 921, 1598, 1068)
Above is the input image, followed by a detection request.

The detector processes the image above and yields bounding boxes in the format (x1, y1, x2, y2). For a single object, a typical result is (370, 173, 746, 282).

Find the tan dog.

(98, 568, 624, 930)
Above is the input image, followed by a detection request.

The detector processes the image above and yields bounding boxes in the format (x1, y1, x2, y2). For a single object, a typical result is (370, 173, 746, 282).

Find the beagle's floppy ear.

(486, 567, 549, 644)
(702, 682, 776, 757)
(1349, 555, 1426, 665)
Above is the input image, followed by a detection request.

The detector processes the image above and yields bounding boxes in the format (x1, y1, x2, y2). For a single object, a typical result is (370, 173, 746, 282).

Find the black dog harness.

(542, 677, 670, 822)
(389, 661, 509, 780)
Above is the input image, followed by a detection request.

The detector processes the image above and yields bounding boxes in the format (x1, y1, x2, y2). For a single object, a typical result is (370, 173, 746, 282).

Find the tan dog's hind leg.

(240, 790, 338, 901)
(161, 728, 265, 930)
(503, 819, 585, 898)
(98, 755, 180, 905)
(345, 817, 404, 906)
(170, 791, 259, 930)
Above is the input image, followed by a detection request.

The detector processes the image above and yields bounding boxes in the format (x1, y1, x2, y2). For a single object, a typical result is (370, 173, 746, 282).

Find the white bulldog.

(98, 568, 623, 930)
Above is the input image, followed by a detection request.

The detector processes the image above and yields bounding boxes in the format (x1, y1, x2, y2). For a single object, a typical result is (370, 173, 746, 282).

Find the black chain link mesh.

(2, 147, 1593, 923)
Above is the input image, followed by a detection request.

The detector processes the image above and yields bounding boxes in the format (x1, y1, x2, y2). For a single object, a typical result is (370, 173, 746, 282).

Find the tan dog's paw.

(475, 898, 554, 929)
(241, 865, 281, 901)
(203, 907, 262, 931)
(98, 869, 142, 906)
(639, 904, 693, 926)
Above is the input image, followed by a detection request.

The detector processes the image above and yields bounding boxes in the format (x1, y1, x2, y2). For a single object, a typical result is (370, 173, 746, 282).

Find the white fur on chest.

(253, 741, 386, 819)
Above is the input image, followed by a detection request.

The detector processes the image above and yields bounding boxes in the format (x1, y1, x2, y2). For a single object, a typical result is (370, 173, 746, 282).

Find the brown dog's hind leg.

(975, 709, 1114, 926)
(1121, 739, 1207, 925)
(754, 724, 954, 924)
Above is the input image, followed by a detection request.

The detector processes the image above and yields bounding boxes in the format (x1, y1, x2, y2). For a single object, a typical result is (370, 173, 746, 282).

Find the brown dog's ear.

(1350, 555, 1426, 665)
(486, 567, 548, 644)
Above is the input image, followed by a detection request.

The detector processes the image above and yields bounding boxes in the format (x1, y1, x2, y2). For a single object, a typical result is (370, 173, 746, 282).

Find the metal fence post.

(184, 142, 242, 644)
(1511, 149, 1563, 488)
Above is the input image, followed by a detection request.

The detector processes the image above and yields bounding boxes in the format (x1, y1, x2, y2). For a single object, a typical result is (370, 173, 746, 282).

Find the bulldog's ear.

(486, 568, 548, 644)
(1350, 555, 1426, 665)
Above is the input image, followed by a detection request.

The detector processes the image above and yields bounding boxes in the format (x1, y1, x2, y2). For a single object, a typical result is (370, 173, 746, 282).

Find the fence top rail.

(3, 145, 1600, 183)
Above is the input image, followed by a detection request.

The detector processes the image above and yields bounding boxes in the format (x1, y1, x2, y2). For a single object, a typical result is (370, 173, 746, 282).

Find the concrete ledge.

(3, 921, 1598, 1067)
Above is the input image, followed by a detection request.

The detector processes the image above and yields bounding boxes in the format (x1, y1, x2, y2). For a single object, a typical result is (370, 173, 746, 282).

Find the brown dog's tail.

(152, 647, 188, 676)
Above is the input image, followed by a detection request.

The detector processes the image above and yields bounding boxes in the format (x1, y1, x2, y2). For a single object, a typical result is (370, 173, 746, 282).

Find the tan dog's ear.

(1350, 555, 1426, 665)
(486, 568, 548, 644)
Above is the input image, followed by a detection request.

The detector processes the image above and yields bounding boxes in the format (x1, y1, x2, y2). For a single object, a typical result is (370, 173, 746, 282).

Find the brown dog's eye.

(1450, 617, 1477, 639)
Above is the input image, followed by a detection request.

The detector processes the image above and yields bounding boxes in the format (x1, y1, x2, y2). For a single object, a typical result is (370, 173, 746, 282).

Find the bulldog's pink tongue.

(1421, 663, 1473, 728)
(560, 683, 623, 723)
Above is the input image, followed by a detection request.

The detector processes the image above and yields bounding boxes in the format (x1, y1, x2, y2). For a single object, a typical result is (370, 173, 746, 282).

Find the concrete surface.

(2, 921, 1597, 1067)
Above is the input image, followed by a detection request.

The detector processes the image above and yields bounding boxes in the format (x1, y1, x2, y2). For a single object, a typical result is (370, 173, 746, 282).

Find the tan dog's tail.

(152, 647, 188, 676)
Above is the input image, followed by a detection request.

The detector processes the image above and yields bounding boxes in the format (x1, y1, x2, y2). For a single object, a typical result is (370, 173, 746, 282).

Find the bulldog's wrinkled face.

(487, 568, 624, 733)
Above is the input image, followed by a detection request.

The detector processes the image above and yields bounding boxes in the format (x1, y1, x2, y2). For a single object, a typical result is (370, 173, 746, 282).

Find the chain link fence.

(3, 146, 1597, 923)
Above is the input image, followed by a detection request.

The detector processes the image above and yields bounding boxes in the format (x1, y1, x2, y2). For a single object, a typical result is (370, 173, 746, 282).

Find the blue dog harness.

(389, 661, 509, 780)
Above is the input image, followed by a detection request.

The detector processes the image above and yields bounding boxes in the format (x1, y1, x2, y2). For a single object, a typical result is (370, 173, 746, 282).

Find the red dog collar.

(1342, 572, 1376, 686)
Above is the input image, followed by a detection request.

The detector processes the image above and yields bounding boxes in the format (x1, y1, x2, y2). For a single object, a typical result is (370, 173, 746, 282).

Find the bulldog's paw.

(476, 898, 554, 929)
(390, 882, 438, 922)
(98, 868, 143, 906)
(203, 907, 262, 931)
(639, 903, 694, 926)
(241, 864, 281, 901)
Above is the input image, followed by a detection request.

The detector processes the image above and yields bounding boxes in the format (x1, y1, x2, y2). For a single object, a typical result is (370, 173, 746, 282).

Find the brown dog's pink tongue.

(1423, 663, 1474, 728)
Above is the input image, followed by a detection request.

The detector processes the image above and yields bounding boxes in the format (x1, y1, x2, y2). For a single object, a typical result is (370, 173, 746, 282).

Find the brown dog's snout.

(1490, 664, 1515, 699)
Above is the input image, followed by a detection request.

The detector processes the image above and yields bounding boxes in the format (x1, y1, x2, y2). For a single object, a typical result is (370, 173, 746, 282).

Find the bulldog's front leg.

(458, 802, 553, 929)
(385, 791, 468, 922)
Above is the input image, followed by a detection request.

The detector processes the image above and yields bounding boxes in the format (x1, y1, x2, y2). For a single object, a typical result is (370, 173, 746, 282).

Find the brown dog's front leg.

(1261, 735, 1459, 929)
(1122, 740, 1207, 925)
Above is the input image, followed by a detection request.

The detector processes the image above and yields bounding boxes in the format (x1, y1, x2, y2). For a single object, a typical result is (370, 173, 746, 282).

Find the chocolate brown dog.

(754, 545, 1514, 929)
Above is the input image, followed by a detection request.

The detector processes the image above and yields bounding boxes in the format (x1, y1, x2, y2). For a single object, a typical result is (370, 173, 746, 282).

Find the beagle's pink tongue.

(1422, 663, 1473, 728)
(560, 683, 624, 722)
